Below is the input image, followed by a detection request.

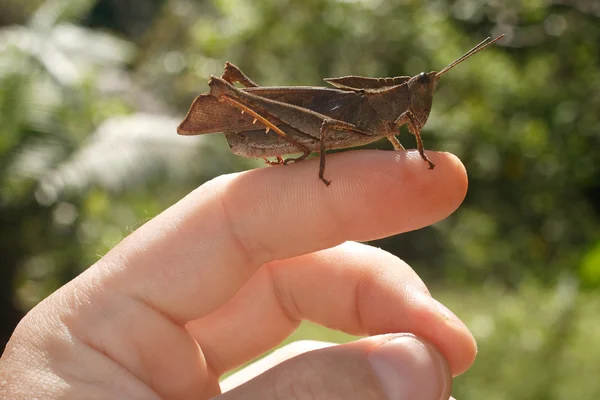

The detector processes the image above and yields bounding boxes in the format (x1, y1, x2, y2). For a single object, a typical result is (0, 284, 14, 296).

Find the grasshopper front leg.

(394, 111, 435, 169)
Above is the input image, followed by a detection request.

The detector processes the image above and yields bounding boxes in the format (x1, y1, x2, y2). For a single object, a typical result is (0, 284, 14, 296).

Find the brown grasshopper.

(178, 35, 504, 186)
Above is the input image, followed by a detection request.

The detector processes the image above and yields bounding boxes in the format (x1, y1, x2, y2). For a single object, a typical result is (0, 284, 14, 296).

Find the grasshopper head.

(407, 71, 439, 126)
(406, 34, 505, 127)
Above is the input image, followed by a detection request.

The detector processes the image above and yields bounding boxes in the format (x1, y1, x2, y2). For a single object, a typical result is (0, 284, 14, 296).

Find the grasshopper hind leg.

(222, 62, 259, 88)
(283, 151, 311, 165)
(317, 119, 372, 186)
(210, 76, 314, 168)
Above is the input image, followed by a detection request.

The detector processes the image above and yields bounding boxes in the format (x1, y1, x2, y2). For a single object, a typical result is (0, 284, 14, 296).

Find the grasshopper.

(178, 35, 504, 186)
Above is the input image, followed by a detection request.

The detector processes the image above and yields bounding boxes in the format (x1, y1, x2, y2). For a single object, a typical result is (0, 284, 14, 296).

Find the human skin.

(0, 149, 476, 399)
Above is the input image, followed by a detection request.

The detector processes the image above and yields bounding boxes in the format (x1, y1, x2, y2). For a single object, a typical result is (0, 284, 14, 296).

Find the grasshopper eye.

(417, 72, 428, 84)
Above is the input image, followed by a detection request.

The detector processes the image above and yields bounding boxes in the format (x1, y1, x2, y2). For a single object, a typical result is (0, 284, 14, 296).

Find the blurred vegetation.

(1, 0, 599, 398)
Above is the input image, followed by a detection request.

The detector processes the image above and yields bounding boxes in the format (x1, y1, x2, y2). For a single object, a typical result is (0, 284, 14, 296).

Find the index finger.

(95, 149, 467, 322)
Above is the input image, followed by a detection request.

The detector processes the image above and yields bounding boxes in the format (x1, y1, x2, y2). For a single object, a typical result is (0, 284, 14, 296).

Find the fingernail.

(368, 335, 451, 400)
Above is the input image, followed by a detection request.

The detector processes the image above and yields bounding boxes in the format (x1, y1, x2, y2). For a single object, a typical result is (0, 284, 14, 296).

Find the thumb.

(217, 334, 452, 400)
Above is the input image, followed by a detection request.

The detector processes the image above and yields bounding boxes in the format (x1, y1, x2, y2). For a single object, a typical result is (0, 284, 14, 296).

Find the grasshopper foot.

(418, 153, 435, 170)
(262, 156, 284, 166)
(419, 154, 435, 170)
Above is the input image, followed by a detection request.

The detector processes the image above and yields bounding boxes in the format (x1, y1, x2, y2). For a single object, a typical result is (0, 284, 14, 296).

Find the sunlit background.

(1, 0, 600, 398)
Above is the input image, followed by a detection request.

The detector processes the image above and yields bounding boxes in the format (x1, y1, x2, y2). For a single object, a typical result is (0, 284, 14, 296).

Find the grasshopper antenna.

(436, 34, 505, 78)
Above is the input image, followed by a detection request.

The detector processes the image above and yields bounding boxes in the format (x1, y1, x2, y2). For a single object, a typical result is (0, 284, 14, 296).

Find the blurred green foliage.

(1, 0, 599, 398)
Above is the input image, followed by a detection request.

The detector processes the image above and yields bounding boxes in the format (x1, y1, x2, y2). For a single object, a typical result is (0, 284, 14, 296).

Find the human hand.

(0, 150, 476, 399)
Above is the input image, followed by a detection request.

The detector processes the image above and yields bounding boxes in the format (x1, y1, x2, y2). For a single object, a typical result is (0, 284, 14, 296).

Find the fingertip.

(325, 150, 468, 219)
(437, 151, 469, 202)
(409, 292, 477, 376)
(410, 150, 468, 217)
(344, 149, 468, 235)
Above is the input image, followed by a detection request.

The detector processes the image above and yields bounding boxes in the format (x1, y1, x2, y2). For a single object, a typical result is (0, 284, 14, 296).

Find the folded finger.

(187, 242, 476, 377)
